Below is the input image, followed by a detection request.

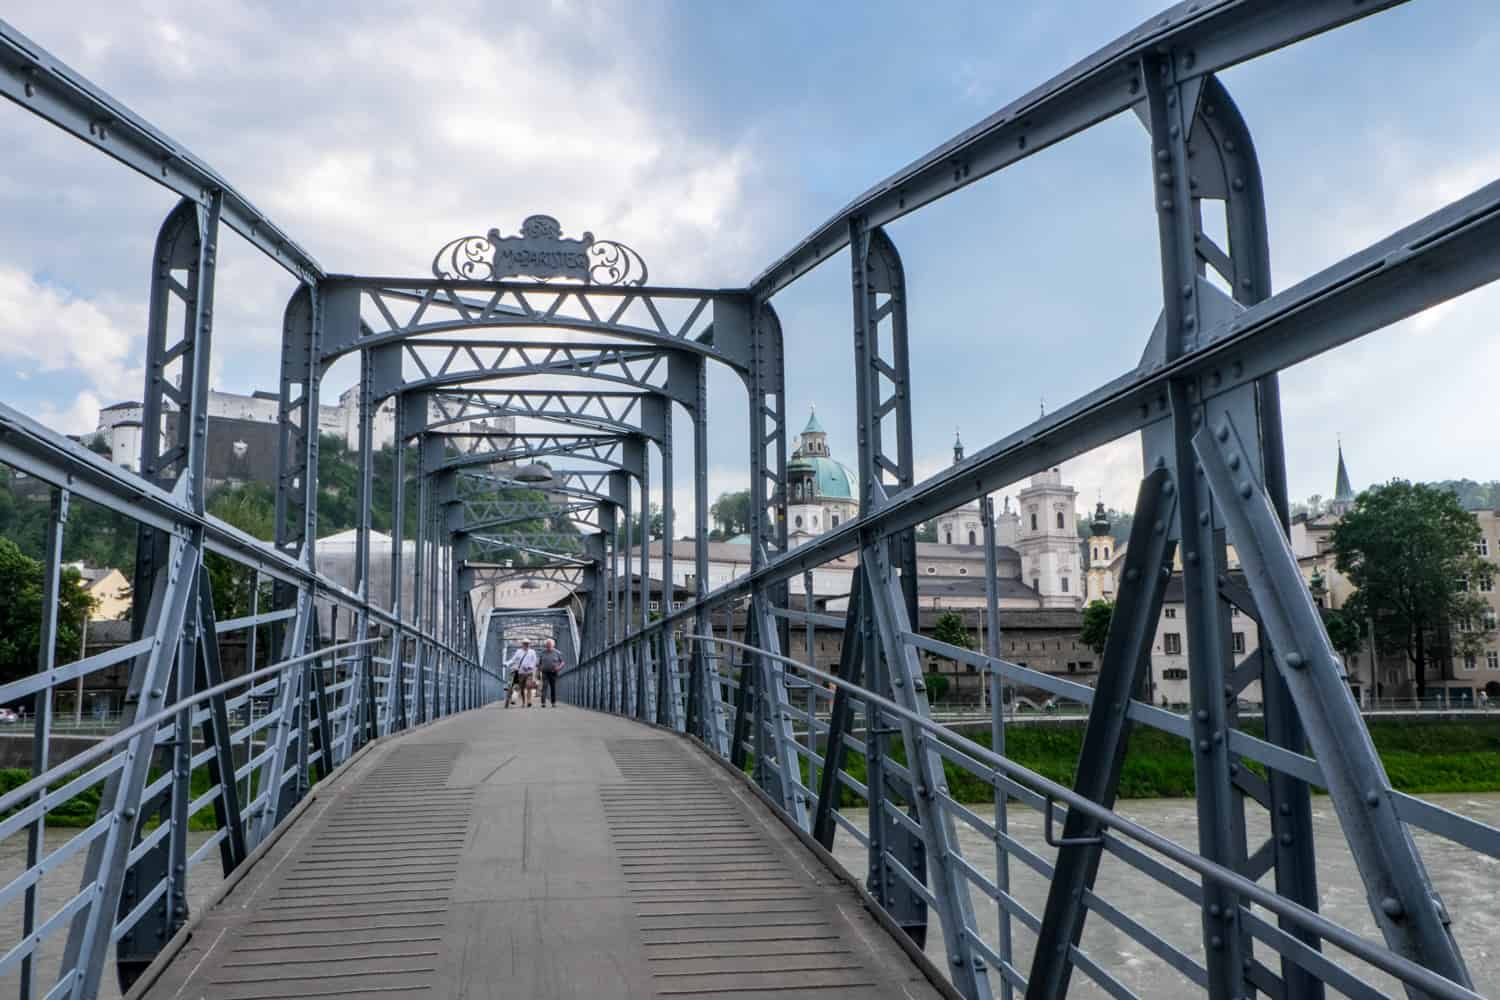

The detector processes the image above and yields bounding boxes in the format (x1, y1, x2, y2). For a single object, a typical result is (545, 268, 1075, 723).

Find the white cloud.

(0, 267, 141, 407)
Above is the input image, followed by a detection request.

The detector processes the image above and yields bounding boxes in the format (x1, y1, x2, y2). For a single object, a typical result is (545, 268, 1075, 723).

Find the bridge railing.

(564, 616, 1497, 1000)
(0, 403, 500, 1000)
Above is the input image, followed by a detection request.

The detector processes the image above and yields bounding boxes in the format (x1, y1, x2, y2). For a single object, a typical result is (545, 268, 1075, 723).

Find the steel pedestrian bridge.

(2, 2, 1499, 999)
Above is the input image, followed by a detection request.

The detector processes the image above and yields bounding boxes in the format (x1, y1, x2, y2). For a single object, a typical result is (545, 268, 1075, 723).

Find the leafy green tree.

(1321, 606, 1364, 660)
(626, 502, 663, 545)
(915, 522, 937, 543)
(205, 480, 277, 621)
(0, 537, 96, 689)
(923, 672, 950, 703)
(1333, 480, 1494, 699)
(1081, 599, 1115, 656)
(710, 490, 751, 538)
(930, 611, 972, 650)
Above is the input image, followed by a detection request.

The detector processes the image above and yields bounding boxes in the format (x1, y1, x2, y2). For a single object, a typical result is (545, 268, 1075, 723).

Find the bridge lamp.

(514, 462, 553, 483)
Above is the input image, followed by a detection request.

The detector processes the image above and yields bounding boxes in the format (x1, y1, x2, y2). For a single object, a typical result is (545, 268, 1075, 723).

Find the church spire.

(953, 427, 964, 465)
(1331, 437, 1355, 515)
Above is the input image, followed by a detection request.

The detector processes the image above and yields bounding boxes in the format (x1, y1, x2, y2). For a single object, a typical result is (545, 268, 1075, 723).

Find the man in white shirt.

(505, 639, 539, 708)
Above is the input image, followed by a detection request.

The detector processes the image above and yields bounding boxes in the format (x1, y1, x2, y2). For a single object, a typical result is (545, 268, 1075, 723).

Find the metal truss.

(4, 3, 1496, 999)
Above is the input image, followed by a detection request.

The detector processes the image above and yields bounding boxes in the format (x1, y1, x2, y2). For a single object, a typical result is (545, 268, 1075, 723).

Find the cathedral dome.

(788, 454, 856, 500)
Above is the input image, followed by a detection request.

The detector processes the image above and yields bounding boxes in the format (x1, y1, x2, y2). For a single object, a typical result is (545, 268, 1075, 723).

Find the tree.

(1081, 599, 1114, 656)
(923, 672, 950, 703)
(709, 490, 751, 538)
(915, 522, 937, 543)
(1333, 480, 1494, 700)
(930, 611, 972, 650)
(1321, 605, 1363, 659)
(626, 502, 664, 545)
(0, 537, 95, 689)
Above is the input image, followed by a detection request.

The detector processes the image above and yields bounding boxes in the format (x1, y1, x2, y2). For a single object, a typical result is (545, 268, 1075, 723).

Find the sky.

(1, 0, 1498, 531)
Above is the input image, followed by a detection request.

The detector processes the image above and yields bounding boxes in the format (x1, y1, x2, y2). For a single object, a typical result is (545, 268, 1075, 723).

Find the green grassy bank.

(803, 718, 1500, 807)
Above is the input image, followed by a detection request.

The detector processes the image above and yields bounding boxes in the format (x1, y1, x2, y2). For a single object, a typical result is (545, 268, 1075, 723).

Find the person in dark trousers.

(538, 638, 565, 707)
(505, 639, 538, 708)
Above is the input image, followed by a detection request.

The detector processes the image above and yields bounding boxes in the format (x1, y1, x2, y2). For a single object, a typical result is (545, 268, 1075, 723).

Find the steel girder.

(5, 3, 1494, 998)
(746, 0, 1405, 300)
(317, 279, 737, 371)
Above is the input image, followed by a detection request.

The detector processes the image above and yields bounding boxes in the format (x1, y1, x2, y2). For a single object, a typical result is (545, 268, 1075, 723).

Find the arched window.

(944, 530, 953, 544)
(1061, 577, 1070, 593)
(1103, 546, 1110, 559)
(968, 530, 976, 545)
(794, 515, 803, 528)
(1056, 511, 1065, 529)
(1030, 514, 1038, 531)
(832, 514, 840, 527)
(1091, 546, 1097, 561)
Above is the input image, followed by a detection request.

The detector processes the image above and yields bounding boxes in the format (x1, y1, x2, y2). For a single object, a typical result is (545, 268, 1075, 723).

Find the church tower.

(1084, 500, 1118, 604)
(1329, 441, 1355, 516)
(934, 429, 983, 546)
(1016, 467, 1083, 607)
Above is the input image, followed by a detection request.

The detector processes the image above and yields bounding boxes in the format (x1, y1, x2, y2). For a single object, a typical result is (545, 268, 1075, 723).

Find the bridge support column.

(63, 194, 224, 998)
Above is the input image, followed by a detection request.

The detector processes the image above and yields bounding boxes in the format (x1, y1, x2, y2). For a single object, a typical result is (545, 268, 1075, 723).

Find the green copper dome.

(788, 454, 855, 500)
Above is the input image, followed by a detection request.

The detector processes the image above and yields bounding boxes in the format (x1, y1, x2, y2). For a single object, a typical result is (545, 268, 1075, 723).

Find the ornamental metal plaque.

(432, 215, 648, 285)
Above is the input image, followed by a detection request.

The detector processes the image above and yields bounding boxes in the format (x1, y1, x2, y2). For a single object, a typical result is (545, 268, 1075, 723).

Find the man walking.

(505, 639, 538, 708)
(538, 638, 565, 707)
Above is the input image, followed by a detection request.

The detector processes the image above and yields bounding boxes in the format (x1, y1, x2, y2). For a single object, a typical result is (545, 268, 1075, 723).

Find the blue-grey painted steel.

(1026, 471, 1177, 999)
(4, 3, 1498, 996)
(1197, 417, 1472, 992)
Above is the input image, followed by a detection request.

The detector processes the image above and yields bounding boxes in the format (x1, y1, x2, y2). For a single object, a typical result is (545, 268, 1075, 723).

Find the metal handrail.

(683, 633, 1485, 1000)
(0, 637, 379, 819)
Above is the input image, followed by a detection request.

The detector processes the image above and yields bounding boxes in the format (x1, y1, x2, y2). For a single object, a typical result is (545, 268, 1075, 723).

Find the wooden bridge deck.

(134, 705, 950, 1000)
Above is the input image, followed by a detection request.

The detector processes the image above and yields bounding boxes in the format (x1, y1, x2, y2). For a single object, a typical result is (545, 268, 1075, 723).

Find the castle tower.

(1016, 467, 1082, 607)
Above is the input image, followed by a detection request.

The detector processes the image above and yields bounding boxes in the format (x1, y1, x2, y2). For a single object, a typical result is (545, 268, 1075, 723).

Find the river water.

(831, 794, 1500, 998)
(3, 799, 1497, 999)
(0, 830, 219, 1000)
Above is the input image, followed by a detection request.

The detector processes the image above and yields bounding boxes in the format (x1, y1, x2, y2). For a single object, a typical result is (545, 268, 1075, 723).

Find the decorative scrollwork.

(431, 215, 648, 285)
(433, 235, 497, 280)
(587, 240, 648, 286)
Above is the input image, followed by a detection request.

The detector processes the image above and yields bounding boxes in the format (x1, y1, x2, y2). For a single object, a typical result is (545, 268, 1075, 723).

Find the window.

(1457, 578, 1470, 592)
(1162, 667, 1188, 680)
(1078, 661, 1093, 672)
(794, 515, 803, 528)
(1060, 577, 1069, 593)
(1479, 538, 1490, 556)
(831, 515, 840, 527)
(1103, 547, 1110, 560)
(1092, 547, 1098, 561)
(812, 515, 820, 529)
(1232, 632, 1245, 654)
(1032, 577, 1040, 592)
(1483, 578, 1494, 593)
(1489, 651, 1499, 670)
(1230, 607, 1239, 618)
(1030, 514, 1038, 531)
(1164, 633, 1182, 655)
(1486, 612, 1498, 630)
(648, 600, 660, 611)
(966, 662, 977, 673)
(945, 531, 953, 544)
(1463, 653, 1478, 671)
(926, 566, 937, 575)
(968, 531, 976, 545)
(1165, 608, 1178, 619)
(1067, 662, 1077, 673)
(1057, 512, 1066, 529)
(958, 567, 968, 576)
